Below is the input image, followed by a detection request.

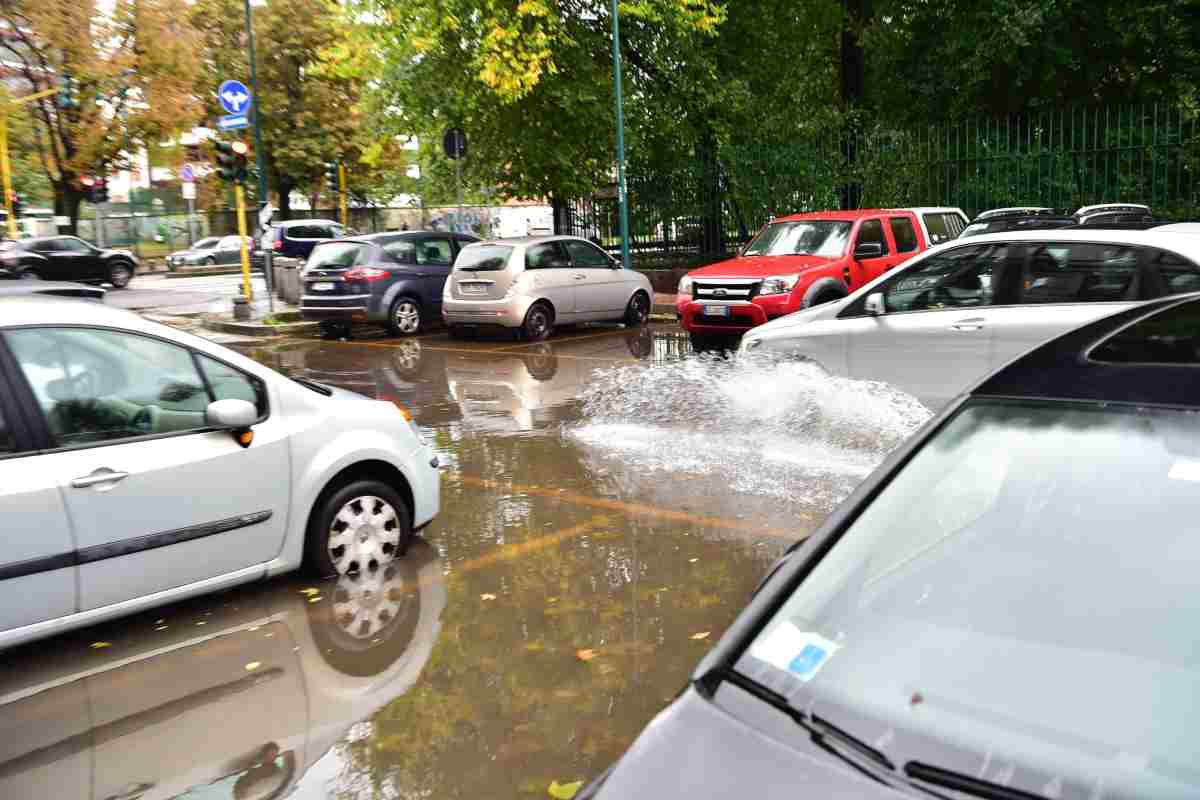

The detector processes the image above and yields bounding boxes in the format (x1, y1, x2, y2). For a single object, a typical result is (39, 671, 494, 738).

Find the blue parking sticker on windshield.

(749, 623, 839, 683)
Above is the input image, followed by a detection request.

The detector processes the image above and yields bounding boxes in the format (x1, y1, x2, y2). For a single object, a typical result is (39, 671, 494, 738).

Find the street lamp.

(610, 0, 631, 271)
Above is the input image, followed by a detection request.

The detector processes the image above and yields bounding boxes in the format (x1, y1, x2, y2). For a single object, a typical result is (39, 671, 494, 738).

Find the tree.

(0, 0, 202, 232)
(190, 0, 375, 216)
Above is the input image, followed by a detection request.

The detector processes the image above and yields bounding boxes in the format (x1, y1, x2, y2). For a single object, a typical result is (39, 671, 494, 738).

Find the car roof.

(274, 218, 340, 228)
(0, 294, 151, 327)
(973, 207, 1057, 221)
(461, 235, 589, 248)
(974, 293, 1200, 408)
(772, 208, 922, 223)
(949, 226, 1200, 258)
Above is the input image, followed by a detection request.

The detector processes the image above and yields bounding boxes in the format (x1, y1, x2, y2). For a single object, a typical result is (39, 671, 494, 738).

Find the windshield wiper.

(904, 763, 1049, 800)
(291, 376, 333, 396)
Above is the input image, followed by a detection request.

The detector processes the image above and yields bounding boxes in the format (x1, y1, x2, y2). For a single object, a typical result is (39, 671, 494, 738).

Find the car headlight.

(758, 274, 800, 295)
(741, 337, 763, 352)
(677, 275, 693, 295)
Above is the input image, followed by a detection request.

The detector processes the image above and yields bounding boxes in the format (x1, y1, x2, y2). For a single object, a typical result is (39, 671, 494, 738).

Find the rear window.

(923, 212, 966, 243)
(1090, 299, 1200, 364)
(306, 242, 369, 270)
(454, 245, 513, 272)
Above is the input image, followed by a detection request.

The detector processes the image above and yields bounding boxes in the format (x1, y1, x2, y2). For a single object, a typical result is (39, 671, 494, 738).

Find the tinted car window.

(0, 403, 12, 453)
(384, 240, 417, 264)
(564, 239, 612, 267)
(889, 217, 919, 253)
(59, 238, 92, 254)
(525, 242, 570, 269)
(855, 219, 889, 255)
(881, 244, 1008, 312)
(1151, 250, 1200, 296)
(923, 212, 966, 243)
(454, 244, 512, 272)
(197, 354, 267, 417)
(217, 236, 244, 250)
(1021, 242, 1140, 304)
(416, 238, 454, 266)
(306, 242, 369, 269)
(6, 328, 211, 448)
(288, 225, 331, 240)
(193, 237, 221, 250)
(31, 240, 61, 253)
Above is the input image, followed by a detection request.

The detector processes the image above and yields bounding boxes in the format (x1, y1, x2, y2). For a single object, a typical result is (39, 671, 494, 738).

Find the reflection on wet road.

(0, 323, 929, 799)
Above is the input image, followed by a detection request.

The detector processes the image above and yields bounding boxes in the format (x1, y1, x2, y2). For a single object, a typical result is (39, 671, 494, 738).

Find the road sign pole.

(234, 183, 254, 303)
(610, 0, 632, 270)
(338, 163, 348, 227)
(243, 0, 269, 206)
(455, 158, 463, 234)
(0, 114, 16, 239)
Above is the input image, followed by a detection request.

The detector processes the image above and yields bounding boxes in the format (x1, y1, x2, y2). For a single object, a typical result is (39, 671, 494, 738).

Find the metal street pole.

(610, 0, 631, 271)
(0, 114, 16, 240)
(243, 0, 268, 205)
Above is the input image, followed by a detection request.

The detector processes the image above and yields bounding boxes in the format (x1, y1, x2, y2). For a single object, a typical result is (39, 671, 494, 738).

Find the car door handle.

(71, 469, 130, 489)
(949, 318, 986, 331)
(572, 273, 587, 281)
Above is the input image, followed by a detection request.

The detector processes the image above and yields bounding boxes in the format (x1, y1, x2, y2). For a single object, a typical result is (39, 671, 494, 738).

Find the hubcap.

(111, 266, 131, 286)
(529, 309, 549, 336)
(632, 295, 648, 320)
(394, 302, 420, 334)
(331, 562, 407, 640)
(327, 495, 401, 576)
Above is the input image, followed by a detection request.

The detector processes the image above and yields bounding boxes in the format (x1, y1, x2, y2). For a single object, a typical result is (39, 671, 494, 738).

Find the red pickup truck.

(676, 207, 968, 347)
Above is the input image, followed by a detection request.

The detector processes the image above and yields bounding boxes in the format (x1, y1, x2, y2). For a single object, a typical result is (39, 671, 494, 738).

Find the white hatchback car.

(441, 235, 655, 339)
(0, 297, 440, 650)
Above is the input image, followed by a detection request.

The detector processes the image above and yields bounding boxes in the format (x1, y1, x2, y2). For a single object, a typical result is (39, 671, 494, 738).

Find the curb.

(166, 267, 263, 279)
(199, 315, 321, 337)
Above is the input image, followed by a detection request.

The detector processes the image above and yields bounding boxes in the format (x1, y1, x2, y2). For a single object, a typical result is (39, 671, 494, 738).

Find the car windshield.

(306, 242, 369, 269)
(737, 399, 1200, 794)
(455, 244, 513, 271)
(741, 221, 851, 257)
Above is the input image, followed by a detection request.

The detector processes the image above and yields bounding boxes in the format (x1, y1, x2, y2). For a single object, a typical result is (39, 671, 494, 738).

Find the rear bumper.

(442, 296, 530, 328)
(299, 292, 375, 322)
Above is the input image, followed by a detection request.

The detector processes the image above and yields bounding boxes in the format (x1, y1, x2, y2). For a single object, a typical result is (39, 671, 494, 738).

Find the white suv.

(0, 296, 439, 650)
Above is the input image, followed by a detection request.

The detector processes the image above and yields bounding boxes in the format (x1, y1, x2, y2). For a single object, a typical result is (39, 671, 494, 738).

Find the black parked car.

(299, 231, 480, 336)
(260, 218, 346, 261)
(584, 292, 1200, 800)
(0, 236, 137, 287)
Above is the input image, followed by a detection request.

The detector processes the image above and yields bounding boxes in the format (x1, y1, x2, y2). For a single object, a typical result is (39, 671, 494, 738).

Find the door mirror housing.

(854, 242, 884, 260)
(206, 398, 257, 429)
(864, 292, 886, 316)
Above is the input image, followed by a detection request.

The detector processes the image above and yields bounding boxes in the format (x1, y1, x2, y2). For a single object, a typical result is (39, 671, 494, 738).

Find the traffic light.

(215, 140, 249, 183)
(324, 161, 341, 194)
(57, 75, 79, 110)
(92, 178, 108, 204)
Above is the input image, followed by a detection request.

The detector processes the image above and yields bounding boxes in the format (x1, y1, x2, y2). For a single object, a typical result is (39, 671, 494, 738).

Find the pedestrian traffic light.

(324, 161, 341, 194)
(215, 140, 250, 183)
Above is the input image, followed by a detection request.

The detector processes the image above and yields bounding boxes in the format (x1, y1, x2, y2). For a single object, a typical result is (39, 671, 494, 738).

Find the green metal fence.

(560, 104, 1200, 259)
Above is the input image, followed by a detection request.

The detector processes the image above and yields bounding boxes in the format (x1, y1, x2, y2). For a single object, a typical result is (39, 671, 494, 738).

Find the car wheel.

(306, 479, 413, 578)
(304, 552, 423, 677)
(801, 278, 848, 309)
(388, 297, 422, 336)
(523, 344, 558, 381)
(623, 291, 650, 326)
(17, 270, 39, 281)
(521, 302, 553, 341)
(108, 261, 133, 289)
(203, 256, 216, 266)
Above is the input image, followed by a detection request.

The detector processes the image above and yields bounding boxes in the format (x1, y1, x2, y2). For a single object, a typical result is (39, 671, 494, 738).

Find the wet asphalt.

(0, 322, 842, 800)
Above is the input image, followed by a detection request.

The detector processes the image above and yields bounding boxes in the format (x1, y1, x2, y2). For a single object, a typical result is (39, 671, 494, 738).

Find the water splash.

(571, 351, 932, 511)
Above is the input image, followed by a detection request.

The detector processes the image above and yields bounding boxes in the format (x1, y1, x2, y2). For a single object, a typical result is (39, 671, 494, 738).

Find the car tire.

(387, 296, 423, 336)
(108, 260, 134, 289)
(203, 256, 216, 266)
(801, 277, 848, 309)
(521, 301, 554, 341)
(306, 479, 413, 578)
(623, 291, 650, 327)
(523, 344, 558, 381)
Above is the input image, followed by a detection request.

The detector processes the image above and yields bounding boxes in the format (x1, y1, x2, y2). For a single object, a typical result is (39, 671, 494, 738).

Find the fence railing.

(559, 103, 1200, 260)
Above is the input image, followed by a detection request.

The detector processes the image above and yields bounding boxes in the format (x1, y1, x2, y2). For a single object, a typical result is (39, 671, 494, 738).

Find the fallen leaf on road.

(481, 593, 497, 601)
(300, 588, 321, 597)
(90, 641, 111, 649)
(307, 596, 322, 603)
(688, 557, 699, 563)
(244, 661, 261, 671)
(691, 631, 711, 640)
(576, 648, 598, 662)
(548, 780, 583, 799)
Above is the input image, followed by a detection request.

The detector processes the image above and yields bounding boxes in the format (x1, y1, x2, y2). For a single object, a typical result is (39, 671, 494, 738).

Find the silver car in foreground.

(741, 228, 1200, 409)
(0, 297, 440, 650)
(441, 235, 654, 339)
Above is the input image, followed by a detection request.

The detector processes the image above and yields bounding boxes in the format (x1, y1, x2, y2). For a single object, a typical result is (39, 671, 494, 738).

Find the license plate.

(704, 305, 730, 317)
(460, 284, 487, 295)
(311, 282, 334, 291)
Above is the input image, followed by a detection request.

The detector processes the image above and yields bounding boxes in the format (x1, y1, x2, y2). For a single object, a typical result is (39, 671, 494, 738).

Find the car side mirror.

(864, 292, 885, 316)
(206, 398, 258, 447)
(854, 242, 883, 260)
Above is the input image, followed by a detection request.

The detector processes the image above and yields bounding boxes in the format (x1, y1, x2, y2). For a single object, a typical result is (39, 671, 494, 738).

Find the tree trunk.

(277, 179, 294, 220)
(698, 131, 724, 256)
(840, 0, 870, 210)
(53, 186, 85, 237)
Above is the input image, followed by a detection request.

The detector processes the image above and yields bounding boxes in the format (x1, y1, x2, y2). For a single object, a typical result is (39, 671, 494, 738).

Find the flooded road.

(0, 324, 930, 799)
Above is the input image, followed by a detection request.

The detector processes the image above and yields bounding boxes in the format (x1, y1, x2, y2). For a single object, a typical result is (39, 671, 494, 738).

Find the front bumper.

(676, 294, 797, 333)
(442, 296, 531, 328)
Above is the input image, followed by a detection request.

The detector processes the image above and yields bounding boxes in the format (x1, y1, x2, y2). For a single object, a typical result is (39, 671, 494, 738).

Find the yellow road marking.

(455, 475, 807, 539)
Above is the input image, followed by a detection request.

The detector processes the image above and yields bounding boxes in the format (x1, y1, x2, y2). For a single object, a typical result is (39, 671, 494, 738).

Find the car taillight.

(343, 267, 390, 282)
(271, 239, 282, 251)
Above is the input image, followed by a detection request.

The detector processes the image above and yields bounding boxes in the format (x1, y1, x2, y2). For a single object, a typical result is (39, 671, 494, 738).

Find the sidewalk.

(651, 292, 677, 320)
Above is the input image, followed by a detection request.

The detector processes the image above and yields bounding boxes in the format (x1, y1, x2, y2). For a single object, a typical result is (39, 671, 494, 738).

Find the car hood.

(0, 280, 106, 299)
(688, 254, 838, 279)
(593, 687, 899, 799)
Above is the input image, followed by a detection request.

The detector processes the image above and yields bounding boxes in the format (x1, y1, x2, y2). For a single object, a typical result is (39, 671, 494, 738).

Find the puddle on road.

(571, 350, 932, 512)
